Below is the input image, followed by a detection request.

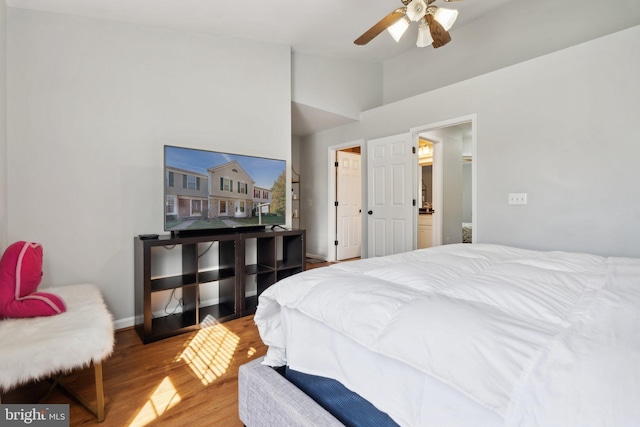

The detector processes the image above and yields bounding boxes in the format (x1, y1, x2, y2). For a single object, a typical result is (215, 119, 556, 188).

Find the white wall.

(0, 1, 7, 250)
(301, 25, 640, 259)
(292, 52, 382, 119)
(292, 136, 301, 173)
(383, 0, 640, 104)
(6, 8, 291, 326)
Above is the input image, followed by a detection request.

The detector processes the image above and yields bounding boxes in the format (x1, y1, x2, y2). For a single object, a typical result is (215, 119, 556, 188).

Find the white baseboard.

(114, 316, 136, 331)
(306, 252, 327, 261)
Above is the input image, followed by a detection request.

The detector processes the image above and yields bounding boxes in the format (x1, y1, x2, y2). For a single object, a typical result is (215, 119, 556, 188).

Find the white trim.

(221, 176, 232, 192)
(234, 199, 246, 217)
(219, 199, 229, 215)
(187, 174, 197, 190)
(115, 316, 136, 331)
(327, 140, 365, 262)
(166, 194, 177, 215)
(305, 252, 328, 262)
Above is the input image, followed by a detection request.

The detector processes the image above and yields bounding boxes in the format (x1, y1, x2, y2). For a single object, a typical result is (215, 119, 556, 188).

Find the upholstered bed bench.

(238, 356, 344, 427)
(0, 283, 114, 422)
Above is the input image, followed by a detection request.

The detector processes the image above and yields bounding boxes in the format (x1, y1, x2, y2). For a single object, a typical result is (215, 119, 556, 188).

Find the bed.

(248, 243, 640, 427)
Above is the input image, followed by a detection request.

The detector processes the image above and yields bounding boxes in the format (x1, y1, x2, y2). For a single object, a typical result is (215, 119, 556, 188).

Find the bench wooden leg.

(56, 362, 106, 422)
(94, 362, 105, 422)
(1, 362, 106, 423)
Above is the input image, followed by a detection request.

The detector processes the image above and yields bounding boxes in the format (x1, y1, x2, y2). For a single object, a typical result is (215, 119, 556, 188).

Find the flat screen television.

(164, 145, 287, 234)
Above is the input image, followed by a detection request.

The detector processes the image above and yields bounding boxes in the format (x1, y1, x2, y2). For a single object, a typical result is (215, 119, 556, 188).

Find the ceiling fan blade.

(426, 14, 452, 48)
(354, 8, 406, 45)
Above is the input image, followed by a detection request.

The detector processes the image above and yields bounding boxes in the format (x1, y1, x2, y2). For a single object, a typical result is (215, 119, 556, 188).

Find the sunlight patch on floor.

(178, 314, 240, 385)
(129, 376, 181, 426)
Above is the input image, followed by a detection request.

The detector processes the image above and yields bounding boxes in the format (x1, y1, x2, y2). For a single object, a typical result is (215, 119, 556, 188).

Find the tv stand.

(270, 224, 287, 231)
(134, 228, 305, 344)
(169, 227, 265, 239)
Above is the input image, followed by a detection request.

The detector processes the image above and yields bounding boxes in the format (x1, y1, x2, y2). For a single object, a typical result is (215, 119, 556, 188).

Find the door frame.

(410, 114, 478, 245)
(327, 139, 365, 262)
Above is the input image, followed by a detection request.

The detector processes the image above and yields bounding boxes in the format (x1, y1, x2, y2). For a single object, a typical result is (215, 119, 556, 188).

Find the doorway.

(328, 141, 364, 262)
(417, 138, 435, 249)
(411, 114, 477, 247)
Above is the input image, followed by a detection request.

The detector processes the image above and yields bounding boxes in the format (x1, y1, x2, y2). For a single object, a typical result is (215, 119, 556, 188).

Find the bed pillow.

(0, 241, 66, 319)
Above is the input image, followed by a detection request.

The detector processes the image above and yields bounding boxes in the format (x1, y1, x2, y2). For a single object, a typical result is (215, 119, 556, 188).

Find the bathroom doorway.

(412, 115, 476, 247)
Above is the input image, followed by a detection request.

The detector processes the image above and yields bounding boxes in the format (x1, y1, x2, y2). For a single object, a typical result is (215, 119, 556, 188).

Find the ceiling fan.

(354, 0, 462, 49)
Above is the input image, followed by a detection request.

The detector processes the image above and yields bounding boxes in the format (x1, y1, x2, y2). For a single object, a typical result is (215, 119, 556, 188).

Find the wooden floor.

(3, 260, 332, 427)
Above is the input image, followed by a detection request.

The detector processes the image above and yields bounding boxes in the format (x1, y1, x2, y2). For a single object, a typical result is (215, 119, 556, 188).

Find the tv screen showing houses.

(164, 145, 287, 231)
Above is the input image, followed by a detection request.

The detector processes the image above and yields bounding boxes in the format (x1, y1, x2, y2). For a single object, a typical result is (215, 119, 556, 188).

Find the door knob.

(368, 210, 373, 215)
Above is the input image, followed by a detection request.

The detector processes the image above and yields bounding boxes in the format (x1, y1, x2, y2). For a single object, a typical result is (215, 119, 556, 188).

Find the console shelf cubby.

(134, 229, 305, 344)
(240, 229, 306, 316)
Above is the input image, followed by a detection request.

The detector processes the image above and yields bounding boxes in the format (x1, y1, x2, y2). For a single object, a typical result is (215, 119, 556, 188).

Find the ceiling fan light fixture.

(406, 0, 428, 22)
(387, 15, 410, 42)
(354, 1, 458, 49)
(433, 7, 458, 31)
(416, 20, 434, 47)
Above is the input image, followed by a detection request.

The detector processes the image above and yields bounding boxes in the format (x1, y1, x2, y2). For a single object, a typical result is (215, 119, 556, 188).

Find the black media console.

(134, 228, 305, 344)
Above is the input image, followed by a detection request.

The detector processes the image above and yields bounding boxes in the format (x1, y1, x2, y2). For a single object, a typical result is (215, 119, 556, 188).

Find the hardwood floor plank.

(3, 261, 335, 426)
(3, 315, 267, 426)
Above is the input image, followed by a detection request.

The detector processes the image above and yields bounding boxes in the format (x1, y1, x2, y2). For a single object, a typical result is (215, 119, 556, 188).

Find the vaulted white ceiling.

(5, 0, 516, 62)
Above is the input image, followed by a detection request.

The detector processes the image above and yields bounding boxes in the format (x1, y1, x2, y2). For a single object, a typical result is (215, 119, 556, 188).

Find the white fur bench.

(0, 284, 114, 422)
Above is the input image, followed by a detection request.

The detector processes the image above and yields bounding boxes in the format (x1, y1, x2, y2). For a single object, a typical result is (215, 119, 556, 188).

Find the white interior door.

(336, 151, 361, 260)
(367, 133, 415, 258)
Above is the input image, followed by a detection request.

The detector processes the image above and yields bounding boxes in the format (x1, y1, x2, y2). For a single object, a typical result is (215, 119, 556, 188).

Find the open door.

(367, 133, 415, 257)
(336, 150, 362, 260)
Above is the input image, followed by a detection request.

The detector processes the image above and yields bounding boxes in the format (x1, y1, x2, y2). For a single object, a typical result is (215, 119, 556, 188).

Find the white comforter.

(255, 244, 640, 426)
